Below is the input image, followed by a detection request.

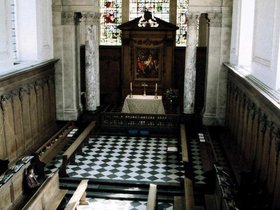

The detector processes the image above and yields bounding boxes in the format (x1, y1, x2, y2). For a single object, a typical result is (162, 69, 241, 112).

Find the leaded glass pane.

(100, 0, 122, 45)
(176, 0, 188, 46)
(129, 0, 170, 21)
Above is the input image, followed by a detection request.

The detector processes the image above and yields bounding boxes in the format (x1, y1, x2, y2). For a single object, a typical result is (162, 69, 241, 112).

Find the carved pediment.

(118, 11, 178, 31)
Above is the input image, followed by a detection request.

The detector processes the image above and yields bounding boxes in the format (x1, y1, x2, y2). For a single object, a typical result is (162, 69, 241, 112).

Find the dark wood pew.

(64, 179, 89, 210)
(60, 121, 96, 177)
(22, 171, 67, 210)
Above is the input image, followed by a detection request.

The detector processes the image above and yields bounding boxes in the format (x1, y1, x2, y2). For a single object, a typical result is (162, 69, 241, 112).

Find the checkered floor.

(76, 198, 172, 210)
(45, 135, 184, 184)
(189, 139, 207, 185)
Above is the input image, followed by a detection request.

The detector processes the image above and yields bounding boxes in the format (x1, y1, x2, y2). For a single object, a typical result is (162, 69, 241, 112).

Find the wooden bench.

(60, 121, 96, 177)
(180, 124, 188, 163)
(22, 171, 67, 210)
(64, 179, 89, 210)
(184, 177, 195, 210)
(173, 125, 195, 210)
(146, 183, 157, 210)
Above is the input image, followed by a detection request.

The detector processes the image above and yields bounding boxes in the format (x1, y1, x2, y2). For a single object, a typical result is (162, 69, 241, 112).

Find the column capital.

(82, 12, 100, 25)
(187, 13, 200, 26)
(207, 12, 222, 27)
(61, 12, 83, 25)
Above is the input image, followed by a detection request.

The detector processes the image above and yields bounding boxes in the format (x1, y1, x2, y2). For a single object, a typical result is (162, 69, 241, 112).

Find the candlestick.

(129, 82, 133, 97)
(155, 83, 158, 99)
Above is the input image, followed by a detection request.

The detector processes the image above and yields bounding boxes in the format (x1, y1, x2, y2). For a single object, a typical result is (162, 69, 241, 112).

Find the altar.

(121, 95, 165, 114)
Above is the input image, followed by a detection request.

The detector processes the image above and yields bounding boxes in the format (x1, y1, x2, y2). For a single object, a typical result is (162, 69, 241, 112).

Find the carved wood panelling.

(226, 68, 280, 208)
(0, 60, 57, 164)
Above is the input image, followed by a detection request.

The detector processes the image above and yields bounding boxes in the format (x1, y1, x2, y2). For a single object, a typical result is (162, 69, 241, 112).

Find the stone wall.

(0, 60, 57, 164)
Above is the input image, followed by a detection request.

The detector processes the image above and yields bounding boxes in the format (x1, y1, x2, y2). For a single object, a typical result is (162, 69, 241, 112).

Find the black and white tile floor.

(68, 136, 184, 183)
(189, 138, 207, 185)
(76, 198, 172, 210)
(45, 135, 184, 184)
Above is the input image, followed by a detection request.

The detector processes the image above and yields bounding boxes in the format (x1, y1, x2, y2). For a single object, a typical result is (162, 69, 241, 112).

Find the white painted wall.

(16, 0, 53, 61)
(251, 0, 278, 88)
(0, 1, 13, 71)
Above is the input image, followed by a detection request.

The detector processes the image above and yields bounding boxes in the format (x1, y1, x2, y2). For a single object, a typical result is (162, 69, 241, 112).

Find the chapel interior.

(1, 0, 280, 210)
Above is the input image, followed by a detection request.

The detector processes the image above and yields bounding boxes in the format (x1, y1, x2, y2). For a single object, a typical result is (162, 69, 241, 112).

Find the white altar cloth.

(121, 95, 165, 114)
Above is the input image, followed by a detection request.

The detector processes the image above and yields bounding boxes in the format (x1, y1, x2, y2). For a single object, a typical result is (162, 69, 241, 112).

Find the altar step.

(59, 177, 184, 202)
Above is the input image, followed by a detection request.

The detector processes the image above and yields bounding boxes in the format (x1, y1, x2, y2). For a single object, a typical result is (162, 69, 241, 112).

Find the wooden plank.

(180, 124, 188, 162)
(64, 180, 89, 210)
(146, 184, 157, 210)
(64, 121, 96, 159)
(174, 196, 185, 210)
(47, 190, 67, 210)
(184, 178, 194, 210)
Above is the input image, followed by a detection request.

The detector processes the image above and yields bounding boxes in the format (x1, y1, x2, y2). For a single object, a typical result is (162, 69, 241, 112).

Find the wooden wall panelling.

(240, 97, 249, 155)
(226, 67, 280, 207)
(237, 94, 245, 152)
(99, 47, 121, 104)
(244, 103, 254, 164)
(35, 81, 44, 143)
(232, 90, 239, 147)
(43, 80, 50, 127)
(0, 102, 7, 159)
(258, 121, 272, 183)
(12, 91, 24, 158)
(253, 114, 266, 176)
(248, 109, 260, 169)
(272, 153, 280, 209)
(2, 95, 17, 161)
(0, 60, 57, 164)
(49, 77, 56, 124)
(29, 85, 38, 151)
(20, 87, 32, 153)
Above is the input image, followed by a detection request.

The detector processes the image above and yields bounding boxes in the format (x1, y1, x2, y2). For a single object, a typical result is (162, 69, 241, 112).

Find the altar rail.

(99, 112, 180, 134)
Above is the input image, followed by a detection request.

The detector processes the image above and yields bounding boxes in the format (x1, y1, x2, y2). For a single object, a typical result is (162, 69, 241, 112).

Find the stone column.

(203, 12, 222, 125)
(183, 13, 200, 114)
(83, 12, 100, 111)
(54, 11, 82, 120)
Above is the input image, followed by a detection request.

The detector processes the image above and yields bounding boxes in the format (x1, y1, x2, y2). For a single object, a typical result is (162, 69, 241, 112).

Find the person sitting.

(30, 153, 46, 182)
(24, 165, 41, 195)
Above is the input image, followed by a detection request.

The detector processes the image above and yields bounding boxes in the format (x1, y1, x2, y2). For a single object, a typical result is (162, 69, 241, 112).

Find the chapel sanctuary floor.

(45, 134, 185, 210)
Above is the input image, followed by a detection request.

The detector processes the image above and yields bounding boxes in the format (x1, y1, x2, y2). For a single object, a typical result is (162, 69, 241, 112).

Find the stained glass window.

(176, 0, 188, 46)
(100, 0, 189, 46)
(129, 0, 170, 21)
(100, 0, 122, 45)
